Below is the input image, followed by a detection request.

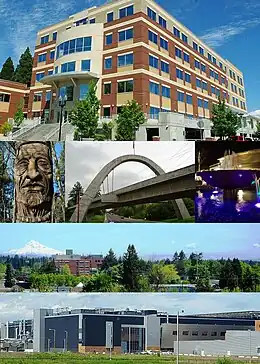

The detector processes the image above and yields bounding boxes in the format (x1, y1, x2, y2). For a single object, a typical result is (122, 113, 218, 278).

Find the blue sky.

(1, 223, 260, 260)
(0, 0, 259, 112)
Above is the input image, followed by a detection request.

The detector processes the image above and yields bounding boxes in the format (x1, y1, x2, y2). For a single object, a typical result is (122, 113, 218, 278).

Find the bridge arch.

(70, 154, 165, 222)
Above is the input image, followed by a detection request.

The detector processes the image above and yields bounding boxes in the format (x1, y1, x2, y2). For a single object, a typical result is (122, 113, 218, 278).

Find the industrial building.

(32, 308, 260, 356)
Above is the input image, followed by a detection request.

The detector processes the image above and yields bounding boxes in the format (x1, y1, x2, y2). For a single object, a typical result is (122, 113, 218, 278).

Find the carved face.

(15, 143, 53, 207)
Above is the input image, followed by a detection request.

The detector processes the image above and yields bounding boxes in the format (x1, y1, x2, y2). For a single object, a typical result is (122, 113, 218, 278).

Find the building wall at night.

(28, 0, 247, 123)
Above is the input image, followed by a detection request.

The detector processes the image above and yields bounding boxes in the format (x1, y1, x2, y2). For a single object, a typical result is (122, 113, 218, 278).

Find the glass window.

(202, 81, 207, 90)
(186, 94, 192, 104)
(185, 73, 191, 83)
(118, 53, 133, 67)
(159, 16, 167, 28)
(40, 35, 49, 44)
(198, 98, 203, 107)
(211, 85, 215, 94)
(0, 93, 10, 102)
(89, 18, 96, 23)
(160, 37, 168, 50)
(107, 12, 114, 22)
(48, 70, 53, 75)
(199, 46, 204, 55)
(119, 28, 133, 42)
(173, 27, 180, 38)
(176, 69, 183, 80)
(69, 39, 76, 53)
(104, 83, 111, 95)
(38, 53, 46, 62)
(34, 93, 42, 102)
(55, 66, 58, 74)
(161, 61, 169, 73)
(162, 85, 170, 98)
(196, 78, 201, 88)
(219, 62, 223, 69)
(117, 80, 133, 93)
(82, 60, 91, 71)
(104, 57, 112, 69)
(46, 91, 51, 101)
(106, 34, 113, 45)
(210, 69, 214, 78)
(76, 38, 84, 52)
(61, 63, 67, 73)
(204, 100, 209, 109)
(119, 5, 134, 19)
(50, 51, 55, 60)
(52, 32, 57, 41)
(175, 47, 182, 58)
(177, 91, 184, 102)
(149, 81, 159, 95)
(36, 72, 45, 82)
(216, 88, 220, 97)
(68, 62, 75, 72)
(83, 37, 92, 51)
(208, 53, 212, 61)
(215, 73, 219, 81)
(182, 33, 188, 43)
(79, 84, 89, 100)
(147, 7, 156, 21)
(149, 55, 159, 68)
(63, 41, 69, 55)
(150, 106, 160, 117)
(195, 60, 200, 69)
(193, 42, 198, 51)
(201, 64, 206, 72)
(103, 107, 111, 117)
(212, 57, 216, 64)
(183, 52, 189, 63)
(148, 30, 158, 44)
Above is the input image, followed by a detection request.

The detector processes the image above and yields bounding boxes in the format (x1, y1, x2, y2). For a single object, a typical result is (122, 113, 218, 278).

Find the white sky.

(65, 141, 195, 200)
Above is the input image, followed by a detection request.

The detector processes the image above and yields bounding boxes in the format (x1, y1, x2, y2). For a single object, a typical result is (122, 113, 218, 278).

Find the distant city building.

(53, 249, 103, 275)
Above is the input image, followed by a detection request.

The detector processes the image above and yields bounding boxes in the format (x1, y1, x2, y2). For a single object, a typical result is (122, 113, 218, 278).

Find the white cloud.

(186, 243, 197, 249)
(253, 243, 260, 248)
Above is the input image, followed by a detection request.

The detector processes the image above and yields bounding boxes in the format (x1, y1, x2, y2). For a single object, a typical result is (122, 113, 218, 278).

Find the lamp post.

(64, 330, 68, 352)
(49, 329, 56, 352)
(176, 310, 184, 364)
(58, 94, 67, 141)
(248, 329, 252, 363)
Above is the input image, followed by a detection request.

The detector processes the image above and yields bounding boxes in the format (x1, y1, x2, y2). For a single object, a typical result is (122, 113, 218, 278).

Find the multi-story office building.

(33, 308, 260, 354)
(0, 79, 29, 125)
(53, 249, 103, 275)
(28, 0, 247, 124)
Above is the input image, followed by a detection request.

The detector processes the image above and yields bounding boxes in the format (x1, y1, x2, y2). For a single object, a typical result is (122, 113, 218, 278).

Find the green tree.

(60, 264, 71, 275)
(0, 122, 13, 136)
(101, 249, 118, 271)
(68, 181, 83, 206)
(13, 47, 33, 84)
(115, 100, 146, 141)
(0, 57, 15, 80)
(13, 99, 24, 127)
(149, 263, 180, 291)
(39, 259, 57, 274)
(122, 244, 140, 292)
(4, 263, 15, 288)
(211, 98, 240, 139)
(69, 81, 100, 140)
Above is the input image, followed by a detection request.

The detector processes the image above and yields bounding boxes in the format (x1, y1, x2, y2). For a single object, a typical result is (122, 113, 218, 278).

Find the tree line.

(2, 247, 260, 292)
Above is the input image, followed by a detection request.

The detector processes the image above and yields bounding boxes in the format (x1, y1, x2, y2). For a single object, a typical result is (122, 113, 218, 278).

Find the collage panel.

(0, 141, 65, 223)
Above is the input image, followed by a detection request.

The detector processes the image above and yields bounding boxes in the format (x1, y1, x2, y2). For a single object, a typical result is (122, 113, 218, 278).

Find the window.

(208, 53, 212, 61)
(173, 27, 180, 38)
(40, 35, 49, 44)
(211, 85, 216, 94)
(103, 107, 111, 117)
(119, 5, 134, 19)
(212, 57, 216, 64)
(219, 62, 223, 69)
(104, 83, 111, 95)
(159, 15, 167, 28)
(52, 32, 57, 41)
(216, 88, 220, 97)
(201, 64, 206, 72)
(105, 33, 113, 45)
(160, 37, 168, 50)
(56, 37, 92, 59)
(172, 331, 177, 336)
(161, 60, 169, 73)
(182, 331, 189, 335)
(104, 57, 112, 69)
(118, 53, 133, 67)
(149, 55, 159, 69)
(177, 91, 184, 102)
(193, 42, 198, 51)
(107, 12, 114, 22)
(119, 28, 133, 42)
(210, 69, 214, 78)
(36, 72, 45, 82)
(183, 52, 190, 63)
(199, 46, 204, 55)
(192, 331, 198, 336)
(202, 331, 208, 336)
(33, 93, 42, 102)
(46, 91, 51, 101)
(175, 47, 182, 58)
(220, 332, 225, 337)
(185, 73, 191, 83)
(50, 51, 55, 60)
(204, 100, 209, 109)
(162, 85, 170, 98)
(148, 30, 158, 44)
(81, 59, 91, 71)
(215, 73, 219, 81)
(195, 60, 200, 69)
(147, 7, 156, 21)
(61, 61, 75, 73)
(186, 94, 192, 104)
(48, 70, 53, 75)
(202, 81, 207, 90)
(89, 18, 96, 23)
(150, 106, 160, 117)
(118, 80, 134, 93)
(0, 93, 10, 102)
(223, 91, 227, 99)
(196, 78, 202, 88)
(211, 332, 217, 337)
(55, 66, 58, 74)
(176, 68, 183, 80)
(79, 84, 89, 100)
(182, 33, 188, 43)
(150, 81, 159, 95)
(38, 53, 46, 63)
(221, 76, 225, 84)
(198, 98, 203, 107)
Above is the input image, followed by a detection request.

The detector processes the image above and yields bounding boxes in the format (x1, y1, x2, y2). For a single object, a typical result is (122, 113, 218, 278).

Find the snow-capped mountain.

(5, 240, 64, 257)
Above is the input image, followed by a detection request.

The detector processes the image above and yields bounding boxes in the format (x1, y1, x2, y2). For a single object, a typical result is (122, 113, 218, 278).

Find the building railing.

(8, 118, 41, 140)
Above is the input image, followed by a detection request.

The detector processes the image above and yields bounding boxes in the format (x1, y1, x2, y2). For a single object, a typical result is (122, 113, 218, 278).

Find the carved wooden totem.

(14, 142, 54, 222)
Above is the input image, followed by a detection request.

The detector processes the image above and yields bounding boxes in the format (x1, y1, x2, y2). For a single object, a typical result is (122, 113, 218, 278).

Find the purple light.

(213, 191, 218, 194)
(255, 203, 260, 208)
(209, 176, 212, 179)
(239, 174, 242, 177)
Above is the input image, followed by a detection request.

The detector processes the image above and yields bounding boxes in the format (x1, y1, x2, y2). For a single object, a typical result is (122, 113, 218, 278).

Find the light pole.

(249, 329, 252, 363)
(58, 94, 67, 141)
(176, 310, 184, 364)
(49, 329, 56, 352)
(64, 330, 68, 352)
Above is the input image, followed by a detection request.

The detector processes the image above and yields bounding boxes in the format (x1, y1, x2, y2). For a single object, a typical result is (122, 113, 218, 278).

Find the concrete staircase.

(14, 123, 75, 141)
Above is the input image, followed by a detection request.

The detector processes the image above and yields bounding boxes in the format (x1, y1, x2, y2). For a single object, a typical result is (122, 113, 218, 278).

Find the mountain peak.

(5, 241, 64, 257)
